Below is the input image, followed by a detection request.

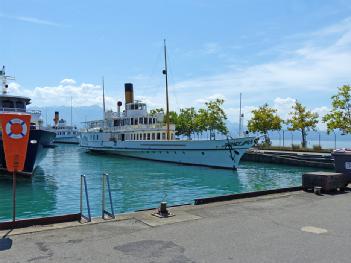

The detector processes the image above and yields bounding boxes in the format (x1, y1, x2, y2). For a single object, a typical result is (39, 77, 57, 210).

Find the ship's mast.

(1, 66, 15, 94)
(238, 92, 242, 136)
(70, 96, 73, 126)
(163, 39, 170, 140)
(102, 76, 106, 119)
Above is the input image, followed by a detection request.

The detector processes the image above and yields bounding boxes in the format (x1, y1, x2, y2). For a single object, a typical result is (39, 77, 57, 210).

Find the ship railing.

(80, 175, 91, 222)
(102, 173, 115, 219)
(0, 107, 27, 113)
(108, 123, 175, 132)
(27, 109, 42, 115)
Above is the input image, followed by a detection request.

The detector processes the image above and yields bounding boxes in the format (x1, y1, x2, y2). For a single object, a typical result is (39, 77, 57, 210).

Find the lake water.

(0, 144, 321, 222)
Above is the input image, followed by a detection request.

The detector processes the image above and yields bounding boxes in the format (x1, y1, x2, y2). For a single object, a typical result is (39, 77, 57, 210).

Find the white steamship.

(46, 111, 80, 144)
(80, 42, 255, 169)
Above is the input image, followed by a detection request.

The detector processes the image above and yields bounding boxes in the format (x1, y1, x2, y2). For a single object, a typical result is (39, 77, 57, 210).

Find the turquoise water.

(0, 144, 320, 222)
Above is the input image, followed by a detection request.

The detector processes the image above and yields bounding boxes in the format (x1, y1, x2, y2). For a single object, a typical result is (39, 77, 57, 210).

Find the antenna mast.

(1, 66, 15, 94)
(239, 93, 242, 136)
(70, 96, 73, 126)
(102, 77, 106, 119)
(163, 39, 170, 140)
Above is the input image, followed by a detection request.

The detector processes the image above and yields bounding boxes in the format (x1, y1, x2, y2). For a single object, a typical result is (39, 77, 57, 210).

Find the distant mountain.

(28, 105, 104, 127)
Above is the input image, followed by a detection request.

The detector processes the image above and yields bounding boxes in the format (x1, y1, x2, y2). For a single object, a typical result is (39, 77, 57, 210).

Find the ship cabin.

(0, 94, 42, 128)
(85, 83, 176, 142)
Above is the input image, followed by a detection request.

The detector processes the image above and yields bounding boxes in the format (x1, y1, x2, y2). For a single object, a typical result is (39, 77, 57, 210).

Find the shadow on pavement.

(0, 230, 13, 251)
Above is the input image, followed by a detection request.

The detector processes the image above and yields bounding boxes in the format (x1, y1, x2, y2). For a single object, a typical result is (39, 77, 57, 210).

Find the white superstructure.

(47, 111, 80, 144)
(80, 83, 255, 169)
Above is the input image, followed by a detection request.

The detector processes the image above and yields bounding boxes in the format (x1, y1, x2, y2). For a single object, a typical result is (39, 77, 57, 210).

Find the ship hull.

(54, 136, 79, 144)
(0, 129, 56, 175)
(80, 136, 255, 169)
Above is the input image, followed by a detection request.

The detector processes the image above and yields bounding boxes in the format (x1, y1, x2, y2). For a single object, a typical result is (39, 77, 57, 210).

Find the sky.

(1, 0, 351, 129)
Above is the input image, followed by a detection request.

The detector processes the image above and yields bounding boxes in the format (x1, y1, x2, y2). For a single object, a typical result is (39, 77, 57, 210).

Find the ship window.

(152, 133, 155, 140)
(153, 118, 156, 124)
(144, 118, 147, 124)
(140, 133, 142, 140)
(3, 100, 14, 109)
(149, 118, 152, 124)
(157, 133, 161, 140)
(147, 133, 150, 140)
(135, 118, 138, 125)
(131, 118, 134, 125)
(143, 133, 146, 140)
(16, 101, 25, 109)
(162, 133, 166, 140)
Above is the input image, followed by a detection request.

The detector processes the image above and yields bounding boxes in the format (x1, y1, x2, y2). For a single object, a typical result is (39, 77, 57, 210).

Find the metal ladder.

(80, 174, 91, 222)
(102, 173, 115, 219)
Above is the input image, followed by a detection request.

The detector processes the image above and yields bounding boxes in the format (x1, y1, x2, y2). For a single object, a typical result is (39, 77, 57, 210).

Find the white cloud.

(202, 42, 221, 55)
(170, 17, 351, 109)
(60, 79, 76, 85)
(273, 97, 296, 120)
(0, 13, 65, 27)
(8, 79, 115, 109)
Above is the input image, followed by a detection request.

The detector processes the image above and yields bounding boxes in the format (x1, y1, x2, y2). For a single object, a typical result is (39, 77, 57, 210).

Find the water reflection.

(0, 144, 320, 221)
(0, 167, 57, 221)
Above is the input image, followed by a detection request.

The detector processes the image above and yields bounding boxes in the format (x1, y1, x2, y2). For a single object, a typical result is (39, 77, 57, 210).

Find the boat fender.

(5, 118, 27, 139)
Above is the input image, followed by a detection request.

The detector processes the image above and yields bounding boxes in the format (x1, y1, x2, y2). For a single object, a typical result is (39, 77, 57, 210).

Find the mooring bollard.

(160, 202, 168, 215)
(152, 201, 174, 218)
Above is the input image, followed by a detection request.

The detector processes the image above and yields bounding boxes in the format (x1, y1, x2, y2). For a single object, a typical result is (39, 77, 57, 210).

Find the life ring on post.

(5, 118, 28, 139)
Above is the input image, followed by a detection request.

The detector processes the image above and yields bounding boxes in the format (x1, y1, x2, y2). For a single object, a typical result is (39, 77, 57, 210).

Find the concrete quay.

(242, 149, 334, 169)
(1, 189, 351, 263)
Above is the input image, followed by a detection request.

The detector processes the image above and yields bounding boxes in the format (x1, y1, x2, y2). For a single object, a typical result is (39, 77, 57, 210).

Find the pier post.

(12, 170, 16, 223)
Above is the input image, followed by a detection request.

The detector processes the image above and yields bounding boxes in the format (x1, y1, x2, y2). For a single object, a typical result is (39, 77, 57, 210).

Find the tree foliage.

(150, 99, 228, 140)
(323, 85, 351, 134)
(176, 107, 197, 139)
(203, 99, 228, 138)
(247, 104, 282, 145)
(286, 101, 319, 148)
(149, 108, 164, 116)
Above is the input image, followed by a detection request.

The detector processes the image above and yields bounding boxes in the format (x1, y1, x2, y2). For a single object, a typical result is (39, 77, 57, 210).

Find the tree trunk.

(301, 129, 307, 148)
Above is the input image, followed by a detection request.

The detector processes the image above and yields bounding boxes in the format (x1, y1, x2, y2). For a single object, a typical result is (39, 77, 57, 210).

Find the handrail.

(102, 173, 115, 219)
(80, 175, 91, 222)
(0, 108, 42, 114)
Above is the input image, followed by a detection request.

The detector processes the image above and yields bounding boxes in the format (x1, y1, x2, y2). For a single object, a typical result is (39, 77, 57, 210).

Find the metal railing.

(102, 173, 115, 219)
(80, 175, 91, 222)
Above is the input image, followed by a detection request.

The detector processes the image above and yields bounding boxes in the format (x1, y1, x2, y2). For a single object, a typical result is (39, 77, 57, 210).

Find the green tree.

(193, 108, 208, 137)
(166, 111, 178, 125)
(286, 101, 319, 148)
(204, 99, 228, 139)
(176, 107, 197, 139)
(149, 108, 164, 116)
(247, 104, 282, 145)
(150, 108, 177, 125)
(323, 85, 351, 134)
